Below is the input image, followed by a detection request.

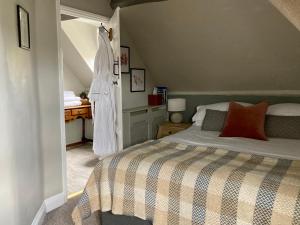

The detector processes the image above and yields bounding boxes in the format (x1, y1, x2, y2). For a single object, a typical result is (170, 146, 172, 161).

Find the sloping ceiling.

(121, 0, 300, 92)
(62, 19, 98, 71)
(61, 19, 99, 87)
(270, 0, 300, 32)
(61, 30, 93, 87)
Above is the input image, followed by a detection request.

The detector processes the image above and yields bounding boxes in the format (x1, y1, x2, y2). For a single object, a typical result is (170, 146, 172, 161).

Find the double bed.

(164, 126, 300, 160)
(72, 102, 300, 225)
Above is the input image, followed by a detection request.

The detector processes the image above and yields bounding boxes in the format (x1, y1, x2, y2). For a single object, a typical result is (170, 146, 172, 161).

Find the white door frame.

(60, 5, 110, 24)
(55, 2, 111, 199)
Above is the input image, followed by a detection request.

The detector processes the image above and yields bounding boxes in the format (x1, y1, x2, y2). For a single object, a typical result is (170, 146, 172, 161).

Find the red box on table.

(148, 95, 163, 106)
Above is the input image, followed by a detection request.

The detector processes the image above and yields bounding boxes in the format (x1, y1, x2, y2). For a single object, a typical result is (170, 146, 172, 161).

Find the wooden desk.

(64, 105, 93, 148)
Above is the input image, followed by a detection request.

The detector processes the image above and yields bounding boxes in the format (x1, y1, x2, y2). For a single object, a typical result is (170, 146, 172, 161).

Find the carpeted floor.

(44, 144, 100, 225)
(43, 195, 100, 225)
(67, 143, 99, 195)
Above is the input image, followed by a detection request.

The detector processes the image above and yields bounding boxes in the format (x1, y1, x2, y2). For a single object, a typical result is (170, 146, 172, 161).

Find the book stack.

(156, 86, 168, 105)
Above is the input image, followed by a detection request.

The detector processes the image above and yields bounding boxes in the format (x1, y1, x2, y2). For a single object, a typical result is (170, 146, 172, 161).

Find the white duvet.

(163, 125, 300, 160)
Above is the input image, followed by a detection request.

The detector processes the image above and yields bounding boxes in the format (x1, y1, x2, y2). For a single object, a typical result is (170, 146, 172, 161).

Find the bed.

(72, 124, 300, 225)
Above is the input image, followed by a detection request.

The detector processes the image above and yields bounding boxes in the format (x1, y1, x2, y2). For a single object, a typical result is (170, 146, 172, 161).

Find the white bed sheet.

(163, 125, 300, 160)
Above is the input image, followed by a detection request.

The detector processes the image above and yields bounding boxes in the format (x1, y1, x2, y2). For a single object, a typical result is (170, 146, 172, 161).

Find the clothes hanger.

(100, 23, 113, 41)
(99, 23, 118, 85)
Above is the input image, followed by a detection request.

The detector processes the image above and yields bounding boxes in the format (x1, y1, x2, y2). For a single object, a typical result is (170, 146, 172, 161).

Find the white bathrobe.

(88, 27, 117, 157)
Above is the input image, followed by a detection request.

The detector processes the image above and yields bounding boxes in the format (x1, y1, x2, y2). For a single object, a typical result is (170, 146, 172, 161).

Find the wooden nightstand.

(157, 122, 191, 139)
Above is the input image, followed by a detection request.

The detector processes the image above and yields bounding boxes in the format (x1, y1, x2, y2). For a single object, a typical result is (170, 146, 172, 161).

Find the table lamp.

(168, 98, 186, 123)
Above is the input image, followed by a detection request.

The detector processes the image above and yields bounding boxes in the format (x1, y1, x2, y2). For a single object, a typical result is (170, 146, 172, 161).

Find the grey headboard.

(168, 94, 300, 123)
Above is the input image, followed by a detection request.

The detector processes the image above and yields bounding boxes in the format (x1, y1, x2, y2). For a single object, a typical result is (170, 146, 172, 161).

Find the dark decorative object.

(17, 5, 30, 50)
(121, 46, 130, 73)
(130, 68, 145, 92)
(80, 92, 88, 99)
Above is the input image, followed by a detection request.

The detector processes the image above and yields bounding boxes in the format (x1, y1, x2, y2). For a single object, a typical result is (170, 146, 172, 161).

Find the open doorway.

(59, 5, 123, 198)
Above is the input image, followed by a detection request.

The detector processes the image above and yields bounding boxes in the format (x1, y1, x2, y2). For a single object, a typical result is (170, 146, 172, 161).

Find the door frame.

(55, 2, 112, 199)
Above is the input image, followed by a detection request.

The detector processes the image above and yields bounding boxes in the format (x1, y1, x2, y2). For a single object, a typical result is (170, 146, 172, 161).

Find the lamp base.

(170, 112, 183, 124)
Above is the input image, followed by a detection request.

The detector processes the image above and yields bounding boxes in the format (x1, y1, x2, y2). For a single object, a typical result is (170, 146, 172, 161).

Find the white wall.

(63, 60, 93, 145)
(65, 120, 93, 145)
(61, 29, 93, 87)
(0, 1, 43, 224)
(62, 19, 98, 71)
(121, 23, 155, 109)
(35, 0, 64, 199)
(63, 64, 85, 95)
(62, 20, 97, 145)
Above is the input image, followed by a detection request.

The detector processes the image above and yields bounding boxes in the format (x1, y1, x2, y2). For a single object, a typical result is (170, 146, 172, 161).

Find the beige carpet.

(43, 144, 100, 224)
(67, 143, 99, 195)
(43, 195, 100, 225)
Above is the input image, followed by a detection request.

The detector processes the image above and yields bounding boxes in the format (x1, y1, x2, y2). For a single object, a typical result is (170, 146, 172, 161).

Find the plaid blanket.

(72, 140, 300, 225)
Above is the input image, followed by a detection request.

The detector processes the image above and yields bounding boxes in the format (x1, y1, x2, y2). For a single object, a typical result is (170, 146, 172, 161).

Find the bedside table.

(157, 122, 191, 139)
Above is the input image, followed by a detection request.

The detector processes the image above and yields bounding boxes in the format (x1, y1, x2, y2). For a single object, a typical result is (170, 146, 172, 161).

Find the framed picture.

(17, 5, 30, 50)
(121, 46, 130, 73)
(130, 68, 145, 92)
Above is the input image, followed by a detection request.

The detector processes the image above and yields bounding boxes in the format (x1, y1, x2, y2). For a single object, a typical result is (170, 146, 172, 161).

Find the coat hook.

(100, 23, 113, 41)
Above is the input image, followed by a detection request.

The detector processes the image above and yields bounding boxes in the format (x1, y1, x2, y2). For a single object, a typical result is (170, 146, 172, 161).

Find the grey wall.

(0, 0, 62, 224)
(121, 0, 300, 92)
(61, 0, 113, 17)
(36, 0, 64, 199)
(169, 94, 300, 123)
(121, 21, 155, 109)
(0, 1, 43, 224)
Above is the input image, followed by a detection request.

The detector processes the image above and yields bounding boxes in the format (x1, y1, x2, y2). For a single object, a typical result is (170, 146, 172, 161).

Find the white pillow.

(192, 102, 253, 127)
(267, 103, 300, 116)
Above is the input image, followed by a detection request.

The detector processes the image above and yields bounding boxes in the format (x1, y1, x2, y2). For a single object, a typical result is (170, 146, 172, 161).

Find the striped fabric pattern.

(72, 140, 300, 225)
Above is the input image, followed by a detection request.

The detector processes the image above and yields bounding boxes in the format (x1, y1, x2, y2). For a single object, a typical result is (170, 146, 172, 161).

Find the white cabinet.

(123, 105, 167, 148)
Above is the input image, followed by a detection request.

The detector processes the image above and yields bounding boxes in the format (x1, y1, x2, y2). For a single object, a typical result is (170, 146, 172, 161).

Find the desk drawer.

(65, 110, 72, 117)
(72, 108, 88, 116)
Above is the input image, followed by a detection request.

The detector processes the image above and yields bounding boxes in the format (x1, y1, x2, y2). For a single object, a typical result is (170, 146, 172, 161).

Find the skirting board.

(44, 192, 66, 212)
(31, 192, 66, 225)
(31, 203, 46, 225)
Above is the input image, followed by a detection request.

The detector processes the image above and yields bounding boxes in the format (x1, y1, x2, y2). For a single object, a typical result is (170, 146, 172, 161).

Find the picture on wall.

(121, 46, 130, 73)
(17, 5, 30, 50)
(130, 68, 145, 92)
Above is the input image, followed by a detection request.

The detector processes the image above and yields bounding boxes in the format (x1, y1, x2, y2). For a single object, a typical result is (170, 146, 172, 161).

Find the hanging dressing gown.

(88, 27, 117, 157)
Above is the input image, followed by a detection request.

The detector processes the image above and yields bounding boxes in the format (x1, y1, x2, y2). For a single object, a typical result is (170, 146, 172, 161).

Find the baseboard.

(44, 192, 66, 213)
(31, 192, 66, 225)
(31, 202, 46, 225)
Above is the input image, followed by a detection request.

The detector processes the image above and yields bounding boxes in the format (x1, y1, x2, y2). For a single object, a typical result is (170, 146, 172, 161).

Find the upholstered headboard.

(168, 94, 300, 123)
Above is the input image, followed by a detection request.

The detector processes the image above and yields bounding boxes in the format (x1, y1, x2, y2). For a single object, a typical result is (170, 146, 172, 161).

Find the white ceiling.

(121, 0, 300, 92)
(61, 30, 93, 87)
(61, 19, 99, 87)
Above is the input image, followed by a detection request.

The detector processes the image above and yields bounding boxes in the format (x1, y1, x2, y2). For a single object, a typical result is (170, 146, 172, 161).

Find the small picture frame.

(17, 5, 30, 50)
(130, 68, 145, 92)
(121, 46, 130, 73)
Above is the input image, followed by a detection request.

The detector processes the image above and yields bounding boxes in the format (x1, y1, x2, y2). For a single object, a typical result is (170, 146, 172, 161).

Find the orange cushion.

(220, 101, 268, 140)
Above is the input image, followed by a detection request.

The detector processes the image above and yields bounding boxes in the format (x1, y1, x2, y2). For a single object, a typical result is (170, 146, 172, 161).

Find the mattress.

(163, 125, 300, 160)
